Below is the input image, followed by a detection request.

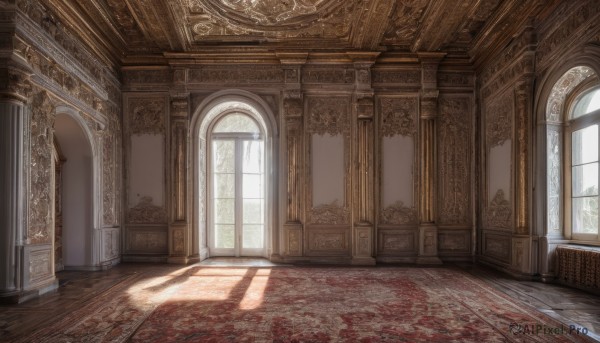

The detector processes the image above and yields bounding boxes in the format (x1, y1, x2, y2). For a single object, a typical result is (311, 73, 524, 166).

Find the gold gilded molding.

(286, 117, 303, 223)
(515, 82, 530, 234)
(172, 121, 188, 222)
(357, 118, 373, 224)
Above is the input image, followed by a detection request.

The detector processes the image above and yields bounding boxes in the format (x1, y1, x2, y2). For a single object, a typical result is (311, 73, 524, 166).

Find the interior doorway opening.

(53, 114, 93, 270)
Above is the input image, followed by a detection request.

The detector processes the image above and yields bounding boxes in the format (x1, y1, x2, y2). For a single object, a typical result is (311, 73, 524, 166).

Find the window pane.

(243, 225, 264, 249)
(572, 125, 598, 165)
(214, 173, 235, 198)
(215, 225, 235, 249)
(572, 88, 600, 118)
(572, 163, 599, 197)
(243, 174, 262, 198)
(213, 114, 260, 133)
(243, 199, 263, 224)
(213, 140, 235, 173)
(214, 198, 235, 224)
(243, 140, 263, 173)
(573, 197, 599, 234)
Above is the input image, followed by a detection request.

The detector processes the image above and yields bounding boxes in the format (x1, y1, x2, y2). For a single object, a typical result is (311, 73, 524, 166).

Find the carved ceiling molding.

(536, 1, 600, 71)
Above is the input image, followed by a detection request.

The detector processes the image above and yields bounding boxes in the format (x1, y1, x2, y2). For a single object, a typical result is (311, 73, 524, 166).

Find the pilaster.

(417, 53, 444, 265)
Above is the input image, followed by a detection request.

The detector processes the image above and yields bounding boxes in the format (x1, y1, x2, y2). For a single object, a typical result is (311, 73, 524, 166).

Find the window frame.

(207, 110, 267, 257)
(564, 84, 600, 244)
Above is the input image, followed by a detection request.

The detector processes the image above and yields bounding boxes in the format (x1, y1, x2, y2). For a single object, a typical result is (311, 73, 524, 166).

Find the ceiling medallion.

(194, 0, 343, 30)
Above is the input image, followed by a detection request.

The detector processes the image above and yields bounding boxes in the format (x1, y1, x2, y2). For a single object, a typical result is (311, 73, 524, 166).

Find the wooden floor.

(0, 259, 599, 342)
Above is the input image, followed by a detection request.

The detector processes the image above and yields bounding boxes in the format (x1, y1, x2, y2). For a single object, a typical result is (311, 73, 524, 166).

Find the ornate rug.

(17, 266, 595, 342)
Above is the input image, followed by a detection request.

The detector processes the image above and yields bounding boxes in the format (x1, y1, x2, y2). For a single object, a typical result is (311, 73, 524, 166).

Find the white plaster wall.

(312, 134, 344, 206)
(54, 114, 93, 267)
(129, 134, 165, 207)
(488, 139, 512, 201)
(382, 135, 414, 207)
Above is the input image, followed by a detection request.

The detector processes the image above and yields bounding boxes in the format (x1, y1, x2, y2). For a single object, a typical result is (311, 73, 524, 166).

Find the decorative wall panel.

(127, 229, 169, 253)
(377, 229, 418, 255)
(485, 91, 514, 230)
(378, 96, 418, 225)
(127, 97, 168, 224)
(438, 96, 472, 225)
(482, 232, 511, 263)
(28, 91, 55, 244)
(438, 230, 471, 253)
(306, 227, 351, 257)
(307, 97, 350, 225)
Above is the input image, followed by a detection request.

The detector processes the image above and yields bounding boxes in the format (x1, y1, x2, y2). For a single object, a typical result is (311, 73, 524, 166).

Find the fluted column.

(417, 53, 444, 265)
(515, 80, 531, 235)
(0, 64, 35, 301)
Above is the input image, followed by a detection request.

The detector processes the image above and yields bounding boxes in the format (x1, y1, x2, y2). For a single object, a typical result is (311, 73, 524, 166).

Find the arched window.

(566, 86, 600, 242)
(209, 111, 266, 256)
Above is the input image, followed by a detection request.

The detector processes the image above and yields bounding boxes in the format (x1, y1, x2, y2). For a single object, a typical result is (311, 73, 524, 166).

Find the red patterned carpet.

(17, 266, 595, 342)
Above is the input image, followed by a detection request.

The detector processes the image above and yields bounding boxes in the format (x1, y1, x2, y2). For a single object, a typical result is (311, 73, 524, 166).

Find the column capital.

(0, 64, 33, 102)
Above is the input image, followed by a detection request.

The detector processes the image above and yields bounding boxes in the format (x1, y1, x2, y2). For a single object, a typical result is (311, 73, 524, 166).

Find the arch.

(53, 105, 101, 270)
(191, 90, 278, 260)
(534, 44, 600, 278)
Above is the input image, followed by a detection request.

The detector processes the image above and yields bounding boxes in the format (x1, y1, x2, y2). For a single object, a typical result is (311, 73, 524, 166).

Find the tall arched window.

(566, 86, 600, 242)
(209, 111, 266, 256)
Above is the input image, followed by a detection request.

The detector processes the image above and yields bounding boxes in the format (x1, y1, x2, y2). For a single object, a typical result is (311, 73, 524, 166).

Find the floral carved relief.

(307, 97, 349, 136)
(486, 190, 512, 230)
(128, 196, 167, 224)
(102, 131, 116, 226)
(439, 97, 471, 225)
(485, 92, 513, 148)
(380, 201, 418, 225)
(309, 200, 350, 225)
(129, 98, 166, 134)
(379, 97, 417, 137)
(28, 91, 55, 244)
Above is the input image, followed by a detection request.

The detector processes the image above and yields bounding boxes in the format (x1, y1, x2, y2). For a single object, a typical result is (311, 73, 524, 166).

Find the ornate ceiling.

(39, 0, 555, 64)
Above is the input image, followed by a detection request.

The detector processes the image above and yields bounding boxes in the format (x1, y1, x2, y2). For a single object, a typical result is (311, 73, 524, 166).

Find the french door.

(210, 136, 265, 256)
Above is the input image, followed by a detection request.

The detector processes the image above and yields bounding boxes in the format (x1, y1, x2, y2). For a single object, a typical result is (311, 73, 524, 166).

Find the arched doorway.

(193, 91, 278, 260)
(53, 113, 94, 269)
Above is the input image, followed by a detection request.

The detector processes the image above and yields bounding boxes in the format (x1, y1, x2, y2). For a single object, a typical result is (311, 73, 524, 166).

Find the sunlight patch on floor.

(240, 269, 271, 310)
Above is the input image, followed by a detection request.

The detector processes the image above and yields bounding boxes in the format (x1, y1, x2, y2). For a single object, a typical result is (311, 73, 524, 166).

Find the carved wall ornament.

(372, 69, 421, 85)
(311, 232, 346, 250)
(307, 97, 349, 136)
(123, 69, 171, 85)
(284, 98, 303, 117)
(547, 129, 561, 233)
(438, 97, 471, 225)
(128, 196, 167, 224)
(302, 68, 355, 84)
(129, 98, 165, 134)
(102, 132, 116, 226)
(379, 201, 418, 225)
(486, 189, 512, 230)
(379, 97, 417, 137)
(3, 67, 33, 100)
(546, 66, 595, 122)
(481, 56, 535, 100)
(356, 97, 374, 119)
(309, 200, 350, 225)
(28, 90, 55, 244)
(486, 92, 513, 148)
(170, 97, 189, 118)
(188, 67, 284, 84)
